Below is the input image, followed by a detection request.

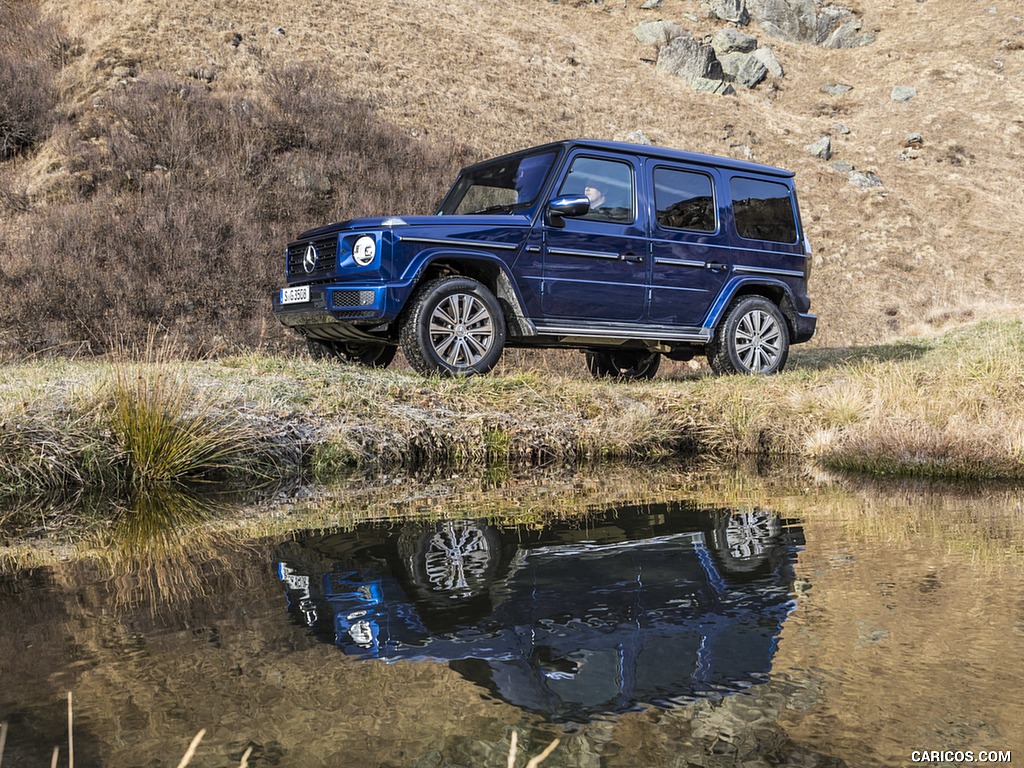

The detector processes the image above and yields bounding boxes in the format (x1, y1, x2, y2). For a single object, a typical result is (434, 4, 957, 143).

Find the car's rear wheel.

(400, 276, 506, 376)
(708, 296, 789, 375)
(585, 350, 661, 380)
(306, 338, 397, 368)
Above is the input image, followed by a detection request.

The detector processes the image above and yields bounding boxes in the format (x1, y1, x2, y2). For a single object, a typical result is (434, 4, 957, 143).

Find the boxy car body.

(272, 139, 816, 378)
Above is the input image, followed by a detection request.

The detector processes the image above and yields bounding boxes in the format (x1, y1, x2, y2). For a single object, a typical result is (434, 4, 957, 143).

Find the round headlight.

(352, 235, 376, 266)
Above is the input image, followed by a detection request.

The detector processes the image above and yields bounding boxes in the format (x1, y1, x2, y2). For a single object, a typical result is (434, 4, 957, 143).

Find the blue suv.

(272, 139, 816, 378)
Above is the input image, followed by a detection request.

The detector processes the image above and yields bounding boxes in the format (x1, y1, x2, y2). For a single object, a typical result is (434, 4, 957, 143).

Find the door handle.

(622, 252, 644, 264)
(706, 261, 728, 272)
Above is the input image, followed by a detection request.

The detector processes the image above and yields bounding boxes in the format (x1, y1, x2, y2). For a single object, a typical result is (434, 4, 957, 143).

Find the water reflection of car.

(276, 502, 804, 722)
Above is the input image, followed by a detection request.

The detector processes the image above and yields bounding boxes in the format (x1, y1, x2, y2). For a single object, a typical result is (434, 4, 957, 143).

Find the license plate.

(280, 285, 310, 305)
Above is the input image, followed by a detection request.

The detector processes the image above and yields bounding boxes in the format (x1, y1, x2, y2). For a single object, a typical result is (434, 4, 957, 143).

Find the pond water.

(1, 464, 1022, 767)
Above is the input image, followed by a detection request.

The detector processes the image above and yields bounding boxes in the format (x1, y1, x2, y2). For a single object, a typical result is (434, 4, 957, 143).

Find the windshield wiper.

(467, 204, 515, 215)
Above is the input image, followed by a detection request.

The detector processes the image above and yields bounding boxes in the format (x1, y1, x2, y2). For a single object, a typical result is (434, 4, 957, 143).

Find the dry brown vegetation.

(0, 0, 1021, 358)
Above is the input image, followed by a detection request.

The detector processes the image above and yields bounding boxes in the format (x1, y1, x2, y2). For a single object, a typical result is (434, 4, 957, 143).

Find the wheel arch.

(410, 251, 535, 337)
(706, 278, 800, 340)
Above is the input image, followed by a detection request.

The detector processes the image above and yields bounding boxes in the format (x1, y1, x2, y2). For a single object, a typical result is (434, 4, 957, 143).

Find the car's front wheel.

(399, 276, 506, 376)
(306, 339, 397, 368)
(708, 296, 790, 375)
(585, 350, 662, 380)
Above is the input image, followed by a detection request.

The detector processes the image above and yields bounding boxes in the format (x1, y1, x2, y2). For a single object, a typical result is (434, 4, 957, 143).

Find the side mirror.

(547, 195, 590, 227)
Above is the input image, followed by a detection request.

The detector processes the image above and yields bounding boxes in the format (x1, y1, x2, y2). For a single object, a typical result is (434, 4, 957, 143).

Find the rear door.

(540, 153, 648, 322)
(646, 163, 732, 327)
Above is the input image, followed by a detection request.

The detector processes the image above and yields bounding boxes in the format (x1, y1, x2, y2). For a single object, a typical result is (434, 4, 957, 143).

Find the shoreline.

(2, 320, 1023, 507)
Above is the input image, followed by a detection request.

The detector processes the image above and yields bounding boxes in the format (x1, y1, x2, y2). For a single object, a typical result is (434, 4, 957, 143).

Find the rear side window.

(730, 178, 798, 243)
(653, 168, 716, 232)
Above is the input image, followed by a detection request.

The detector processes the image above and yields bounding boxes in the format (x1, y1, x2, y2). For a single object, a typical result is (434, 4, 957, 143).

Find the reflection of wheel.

(708, 296, 789, 375)
(306, 338, 397, 368)
(400, 276, 506, 376)
(399, 521, 504, 600)
(585, 350, 661, 380)
(710, 508, 781, 575)
(423, 523, 495, 596)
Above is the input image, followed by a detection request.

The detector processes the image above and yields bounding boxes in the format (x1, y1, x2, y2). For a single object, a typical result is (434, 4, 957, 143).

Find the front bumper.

(272, 285, 391, 341)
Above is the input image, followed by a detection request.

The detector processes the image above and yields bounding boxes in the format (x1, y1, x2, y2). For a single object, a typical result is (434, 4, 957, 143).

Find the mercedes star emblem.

(303, 243, 318, 273)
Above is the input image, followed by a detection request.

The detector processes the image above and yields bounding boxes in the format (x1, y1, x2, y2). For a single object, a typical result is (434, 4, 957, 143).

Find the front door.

(541, 155, 648, 322)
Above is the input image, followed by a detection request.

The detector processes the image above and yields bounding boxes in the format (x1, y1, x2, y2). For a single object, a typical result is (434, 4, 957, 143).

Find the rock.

(656, 33, 725, 81)
(706, 0, 750, 25)
(692, 77, 736, 95)
(633, 20, 686, 46)
(821, 83, 853, 96)
(832, 123, 851, 134)
(823, 17, 876, 47)
(902, 133, 924, 148)
(849, 170, 883, 189)
(625, 129, 654, 144)
(711, 27, 759, 54)
(891, 85, 917, 101)
(829, 160, 855, 172)
(745, 0, 874, 47)
(640, 0, 664, 8)
(719, 51, 768, 87)
(805, 136, 832, 159)
(752, 46, 784, 76)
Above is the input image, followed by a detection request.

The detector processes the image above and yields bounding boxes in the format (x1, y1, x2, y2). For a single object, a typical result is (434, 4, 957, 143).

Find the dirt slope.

(36, 0, 1024, 346)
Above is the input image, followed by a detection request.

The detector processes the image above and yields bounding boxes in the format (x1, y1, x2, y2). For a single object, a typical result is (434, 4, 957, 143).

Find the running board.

(531, 322, 712, 344)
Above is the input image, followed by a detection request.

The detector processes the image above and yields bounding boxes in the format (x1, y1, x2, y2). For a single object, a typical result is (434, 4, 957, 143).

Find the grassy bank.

(1, 320, 1023, 503)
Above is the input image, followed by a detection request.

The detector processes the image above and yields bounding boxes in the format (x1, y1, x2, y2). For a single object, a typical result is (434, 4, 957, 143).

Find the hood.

(297, 214, 533, 239)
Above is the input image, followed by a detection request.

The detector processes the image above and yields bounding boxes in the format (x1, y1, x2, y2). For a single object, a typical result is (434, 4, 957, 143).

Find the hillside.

(2, 0, 1022, 354)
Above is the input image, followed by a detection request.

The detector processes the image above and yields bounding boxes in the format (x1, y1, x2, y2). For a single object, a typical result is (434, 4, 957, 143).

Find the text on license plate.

(280, 286, 310, 305)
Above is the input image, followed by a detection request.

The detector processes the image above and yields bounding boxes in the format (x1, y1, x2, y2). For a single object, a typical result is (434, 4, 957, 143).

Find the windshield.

(437, 150, 558, 215)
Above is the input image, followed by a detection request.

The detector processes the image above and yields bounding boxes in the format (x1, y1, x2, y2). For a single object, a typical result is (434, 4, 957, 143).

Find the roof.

(472, 139, 795, 179)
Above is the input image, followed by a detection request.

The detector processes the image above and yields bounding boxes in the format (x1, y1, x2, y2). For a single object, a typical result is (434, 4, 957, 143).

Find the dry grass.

(2, 320, 1023, 509)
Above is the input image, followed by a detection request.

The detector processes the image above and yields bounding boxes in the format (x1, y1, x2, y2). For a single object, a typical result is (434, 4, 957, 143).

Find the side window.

(730, 177, 798, 243)
(654, 168, 716, 232)
(557, 157, 634, 224)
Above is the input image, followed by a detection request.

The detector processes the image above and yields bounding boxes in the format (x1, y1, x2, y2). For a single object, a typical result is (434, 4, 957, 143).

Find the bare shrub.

(0, 65, 474, 356)
(0, 1, 64, 158)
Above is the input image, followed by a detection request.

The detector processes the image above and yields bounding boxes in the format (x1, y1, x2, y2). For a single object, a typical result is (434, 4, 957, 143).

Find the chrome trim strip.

(548, 247, 620, 261)
(533, 323, 711, 343)
(733, 265, 805, 279)
(399, 236, 517, 251)
(654, 257, 706, 269)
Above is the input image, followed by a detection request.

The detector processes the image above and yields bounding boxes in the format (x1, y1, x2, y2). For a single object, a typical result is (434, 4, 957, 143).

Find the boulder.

(805, 136, 832, 159)
(719, 51, 768, 87)
(706, 0, 750, 25)
(824, 17, 876, 47)
(711, 27, 759, 54)
(752, 46, 784, 76)
(849, 170, 883, 189)
(633, 20, 686, 46)
(656, 33, 725, 82)
(745, 0, 874, 47)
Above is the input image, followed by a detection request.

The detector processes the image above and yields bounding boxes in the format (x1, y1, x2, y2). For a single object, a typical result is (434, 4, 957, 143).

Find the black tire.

(585, 349, 661, 380)
(399, 276, 506, 376)
(708, 296, 790, 375)
(306, 338, 397, 368)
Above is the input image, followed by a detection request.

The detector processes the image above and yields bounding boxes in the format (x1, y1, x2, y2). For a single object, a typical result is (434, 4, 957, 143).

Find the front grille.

(287, 237, 338, 278)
